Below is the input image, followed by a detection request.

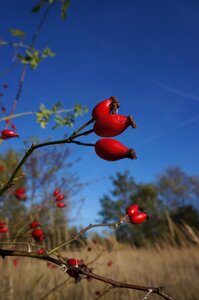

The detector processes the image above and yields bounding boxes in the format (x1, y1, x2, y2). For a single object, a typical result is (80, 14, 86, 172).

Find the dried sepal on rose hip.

(93, 114, 136, 137)
(92, 96, 120, 121)
(95, 138, 137, 161)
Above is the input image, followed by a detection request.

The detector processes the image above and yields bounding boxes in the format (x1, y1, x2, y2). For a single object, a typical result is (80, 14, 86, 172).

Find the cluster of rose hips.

(0, 221, 8, 233)
(30, 220, 45, 242)
(77, 96, 137, 161)
(126, 204, 149, 224)
(53, 188, 66, 208)
(15, 187, 27, 201)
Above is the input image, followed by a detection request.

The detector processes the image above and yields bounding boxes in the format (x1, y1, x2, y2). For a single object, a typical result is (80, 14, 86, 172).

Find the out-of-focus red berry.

(53, 188, 61, 197)
(29, 221, 41, 229)
(56, 194, 65, 201)
(126, 204, 140, 216)
(37, 248, 46, 254)
(57, 202, 66, 208)
(130, 212, 148, 224)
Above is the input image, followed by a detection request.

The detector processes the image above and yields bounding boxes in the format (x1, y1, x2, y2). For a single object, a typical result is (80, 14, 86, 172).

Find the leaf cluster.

(36, 102, 88, 129)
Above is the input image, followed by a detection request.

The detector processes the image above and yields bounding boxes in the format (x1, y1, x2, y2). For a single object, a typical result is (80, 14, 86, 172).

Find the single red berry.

(32, 229, 45, 242)
(107, 260, 113, 267)
(66, 258, 81, 278)
(126, 204, 140, 216)
(0, 222, 6, 228)
(0, 93, 4, 97)
(92, 96, 120, 121)
(130, 212, 148, 224)
(3, 84, 8, 88)
(30, 221, 41, 229)
(93, 114, 136, 137)
(0, 226, 8, 233)
(15, 188, 27, 200)
(1, 129, 19, 139)
(67, 258, 81, 267)
(56, 194, 65, 201)
(57, 202, 66, 208)
(13, 258, 19, 268)
(0, 165, 4, 171)
(37, 248, 46, 254)
(95, 139, 137, 161)
(53, 188, 61, 197)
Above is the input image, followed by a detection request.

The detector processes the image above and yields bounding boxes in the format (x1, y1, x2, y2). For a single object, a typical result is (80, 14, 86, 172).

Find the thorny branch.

(0, 248, 176, 300)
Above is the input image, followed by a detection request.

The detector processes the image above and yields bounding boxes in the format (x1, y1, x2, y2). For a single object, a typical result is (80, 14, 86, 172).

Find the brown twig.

(47, 220, 124, 254)
(0, 248, 176, 300)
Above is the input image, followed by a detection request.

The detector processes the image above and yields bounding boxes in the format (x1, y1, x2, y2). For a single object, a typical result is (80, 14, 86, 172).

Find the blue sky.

(1, 0, 199, 229)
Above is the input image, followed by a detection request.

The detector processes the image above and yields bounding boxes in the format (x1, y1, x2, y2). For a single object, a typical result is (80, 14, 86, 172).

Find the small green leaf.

(61, 0, 70, 19)
(42, 47, 56, 58)
(9, 28, 25, 37)
(31, 5, 42, 13)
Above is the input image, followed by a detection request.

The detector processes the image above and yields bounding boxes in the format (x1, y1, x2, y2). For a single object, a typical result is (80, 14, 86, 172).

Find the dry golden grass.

(0, 240, 199, 300)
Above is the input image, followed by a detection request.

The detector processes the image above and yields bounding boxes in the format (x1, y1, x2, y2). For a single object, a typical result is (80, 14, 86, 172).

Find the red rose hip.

(56, 194, 65, 201)
(53, 188, 61, 197)
(126, 204, 140, 216)
(95, 139, 137, 161)
(57, 202, 66, 208)
(30, 221, 41, 229)
(92, 96, 120, 121)
(1, 129, 19, 138)
(130, 212, 148, 224)
(93, 114, 136, 137)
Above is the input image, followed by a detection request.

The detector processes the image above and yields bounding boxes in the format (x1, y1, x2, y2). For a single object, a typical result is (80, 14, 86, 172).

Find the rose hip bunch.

(53, 188, 66, 208)
(126, 204, 149, 224)
(91, 97, 137, 161)
(0, 221, 8, 233)
(15, 187, 27, 201)
(30, 220, 45, 242)
(71, 97, 137, 161)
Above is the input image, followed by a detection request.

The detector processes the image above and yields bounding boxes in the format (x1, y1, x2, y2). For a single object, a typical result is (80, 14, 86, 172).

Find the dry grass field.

(0, 238, 199, 300)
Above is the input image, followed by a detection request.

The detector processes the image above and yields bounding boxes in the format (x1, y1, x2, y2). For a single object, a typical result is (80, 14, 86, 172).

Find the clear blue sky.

(1, 0, 199, 228)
